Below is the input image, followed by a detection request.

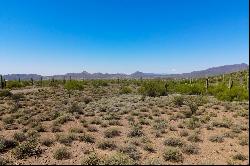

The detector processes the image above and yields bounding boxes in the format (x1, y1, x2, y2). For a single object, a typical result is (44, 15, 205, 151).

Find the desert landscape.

(0, 68, 249, 165)
(0, 0, 249, 165)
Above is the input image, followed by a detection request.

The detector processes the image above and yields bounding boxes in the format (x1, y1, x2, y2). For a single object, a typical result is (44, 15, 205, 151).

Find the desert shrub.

(81, 152, 104, 165)
(82, 96, 93, 104)
(104, 128, 121, 138)
(13, 132, 27, 142)
(119, 145, 141, 161)
(236, 109, 248, 118)
(87, 125, 98, 132)
(56, 134, 76, 146)
(153, 119, 168, 134)
(181, 144, 199, 155)
(164, 137, 184, 148)
(0, 137, 18, 152)
(143, 143, 155, 153)
(79, 133, 95, 144)
(70, 127, 84, 133)
(53, 147, 71, 160)
(211, 84, 249, 101)
(64, 80, 84, 91)
(212, 117, 233, 128)
(54, 114, 73, 125)
(238, 135, 248, 146)
(90, 117, 102, 125)
(230, 124, 243, 134)
(209, 135, 224, 143)
(232, 153, 247, 161)
(187, 132, 202, 142)
(139, 80, 167, 97)
(163, 147, 183, 162)
(69, 102, 82, 114)
(92, 80, 108, 88)
(184, 116, 201, 130)
(12, 138, 41, 159)
(41, 138, 54, 147)
(120, 86, 132, 94)
(97, 140, 117, 150)
(6, 81, 24, 89)
(128, 124, 144, 137)
(104, 152, 135, 165)
(172, 95, 185, 107)
(0, 90, 12, 97)
(51, 125, 62, 133)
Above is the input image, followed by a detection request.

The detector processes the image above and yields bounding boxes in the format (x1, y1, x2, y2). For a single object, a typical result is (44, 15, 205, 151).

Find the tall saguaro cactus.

(205, 78, 209, 93)
(0, 75, 3, 89)
(31, 78, 34, 86)
(247, 76, 249, 90)
(228, 77, 233, 89)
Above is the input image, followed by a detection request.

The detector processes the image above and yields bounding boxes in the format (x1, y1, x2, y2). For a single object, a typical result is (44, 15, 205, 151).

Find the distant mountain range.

(2, 63, 249, 80)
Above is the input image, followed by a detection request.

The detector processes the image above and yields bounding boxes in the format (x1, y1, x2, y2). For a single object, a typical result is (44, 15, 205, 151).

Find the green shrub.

(120, 86, 132, 94)
(12, 138, 41, 159)
(119, 145, 141, 161)
(64, 80, 84, 91)
(163, 147, 183, 162)
(0, 137, 18, 152)
(81, 152, 104, 165)
(104, 128, 121, 138)
(104, 152, 135, 165)
(164, 137, 184, 147)
(128, 124, 144, 137)
(53, 147, 71, 160)
(79, 133, 95, 144)
(13, 132, 27, 142)
(139, 80, 167, 97)
(0, 90, 12, 97)
(56, 134, 76, 146)
(181, 144, 199, 155)
(209, 135, 224, 143)
(97, 140, 117, 150)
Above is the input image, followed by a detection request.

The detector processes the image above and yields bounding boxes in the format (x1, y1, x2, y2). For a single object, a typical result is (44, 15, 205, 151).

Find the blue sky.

(0, 0, 249, 75)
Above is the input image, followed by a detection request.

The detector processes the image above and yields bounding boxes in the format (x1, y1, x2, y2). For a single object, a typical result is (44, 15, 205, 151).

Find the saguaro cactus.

(40, 77, 43, 86)
(0, 75, 3, 89)
(247, 76, 249, 90)
(18, 78, 21, 83)
(3, 78, 6, 88)
(70, 76, 72, 82)
(117, 78, 120, 84)
(228, 77, 233, 89)
(31, 78, 34, 86)
(205, 78, 209, 93)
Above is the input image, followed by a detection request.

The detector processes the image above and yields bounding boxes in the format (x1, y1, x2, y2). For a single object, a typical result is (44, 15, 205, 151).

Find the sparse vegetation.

(0, 70, 248, 164)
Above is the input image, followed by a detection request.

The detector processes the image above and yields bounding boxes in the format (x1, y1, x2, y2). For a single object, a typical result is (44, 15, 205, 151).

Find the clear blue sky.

(0, 0, 249, 75)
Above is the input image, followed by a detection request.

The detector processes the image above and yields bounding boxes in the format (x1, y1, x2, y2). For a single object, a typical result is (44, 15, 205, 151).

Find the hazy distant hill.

(2, 63, 248, 80)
